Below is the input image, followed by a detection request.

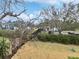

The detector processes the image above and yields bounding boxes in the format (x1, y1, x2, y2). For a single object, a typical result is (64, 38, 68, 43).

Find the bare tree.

(0, 0, 27, 58)
(39, 2, 79, 34)
(0, 0, 26, 20)
(61, 2, 79, 30)
(40, 6, 63, 34)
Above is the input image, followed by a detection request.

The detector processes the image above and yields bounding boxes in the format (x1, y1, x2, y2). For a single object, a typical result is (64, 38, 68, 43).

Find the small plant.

(0, 37, 9, 59)
(70, 48, 76, 52)
(68, 57, 79, 59)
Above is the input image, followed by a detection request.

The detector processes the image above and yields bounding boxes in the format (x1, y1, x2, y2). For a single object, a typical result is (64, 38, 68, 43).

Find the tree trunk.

(58, 29, 62, 34)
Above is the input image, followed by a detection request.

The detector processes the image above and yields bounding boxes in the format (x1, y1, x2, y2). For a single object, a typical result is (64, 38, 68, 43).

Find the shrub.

(37, 32, 79, 45)
(0, 29, 14, 38)
(13, 29, 21, 38)
(70, 48, 76, 52)
(37, 32, 50, 42)
(0, 30, 7, 36)
(0, 37, 10, 59)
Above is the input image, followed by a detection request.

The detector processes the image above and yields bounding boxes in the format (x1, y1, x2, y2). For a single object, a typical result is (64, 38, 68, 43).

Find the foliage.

(0, 29, 15, 38)
(70, 48, 76, 52)
(0, 37, 10, 59)
(14, 29, 21, 38)
(0, 28, 30, 39)
(37, 32, 79, 45)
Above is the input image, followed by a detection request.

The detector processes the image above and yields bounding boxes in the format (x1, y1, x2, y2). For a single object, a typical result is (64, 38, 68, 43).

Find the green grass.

(68, 57, 79, 59)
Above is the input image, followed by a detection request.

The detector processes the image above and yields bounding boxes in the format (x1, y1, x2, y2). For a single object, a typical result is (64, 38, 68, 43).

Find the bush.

(13, 29, 21, 38)
(0, 29, 29, 39)
(0, 30, 7, 36)
(37, 32, 79, 45)
(0, 29, 14, 38)
(0, 37, 10, 59)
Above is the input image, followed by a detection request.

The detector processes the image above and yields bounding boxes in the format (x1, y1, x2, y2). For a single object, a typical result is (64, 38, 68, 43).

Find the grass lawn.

(12, 41, 79, 59)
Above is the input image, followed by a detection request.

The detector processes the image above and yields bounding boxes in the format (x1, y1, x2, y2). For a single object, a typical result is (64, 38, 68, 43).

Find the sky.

(24, 0, 79, 14)
(1, 0, 79, 22)
(25, 0, 63, 14)
(18, 0, 79, 22)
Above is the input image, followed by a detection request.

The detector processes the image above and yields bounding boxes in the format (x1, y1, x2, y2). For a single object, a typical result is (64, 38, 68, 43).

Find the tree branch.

(0, 9, 26, 20)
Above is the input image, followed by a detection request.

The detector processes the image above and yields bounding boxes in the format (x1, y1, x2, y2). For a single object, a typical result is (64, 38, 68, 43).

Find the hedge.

(0, 29, 15, 38)
(37, 32, 79, 45)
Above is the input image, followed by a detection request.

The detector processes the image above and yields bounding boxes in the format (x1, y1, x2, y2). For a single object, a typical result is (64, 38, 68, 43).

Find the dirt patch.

(11, 41, 79, 59)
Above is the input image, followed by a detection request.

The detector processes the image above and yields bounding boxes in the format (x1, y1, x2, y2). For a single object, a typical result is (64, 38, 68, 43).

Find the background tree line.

(38, 2, 79, 34)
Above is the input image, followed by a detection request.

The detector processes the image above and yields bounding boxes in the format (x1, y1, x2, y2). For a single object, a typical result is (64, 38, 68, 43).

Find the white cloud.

(60, 0, 74, 3)
(0, 13, 36, 22)
(18, 13, 36, 22)
(25, 0, 58, 5)
(18, 13, 29, 21)
(29, 14, 35, 19)
(2, 16, 17, 22)
(25, 0, 79, 4)
(73, 0, 79, 4)
(60, 0, 79, 4)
